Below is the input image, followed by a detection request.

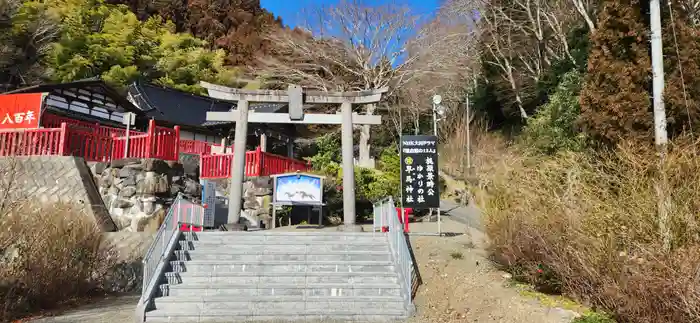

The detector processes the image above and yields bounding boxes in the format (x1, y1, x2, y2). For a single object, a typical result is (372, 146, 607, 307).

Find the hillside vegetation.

(3, 0, 700, 322)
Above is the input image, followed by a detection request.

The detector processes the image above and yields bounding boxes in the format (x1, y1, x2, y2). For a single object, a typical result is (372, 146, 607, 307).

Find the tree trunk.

(358, 103, 376, 168)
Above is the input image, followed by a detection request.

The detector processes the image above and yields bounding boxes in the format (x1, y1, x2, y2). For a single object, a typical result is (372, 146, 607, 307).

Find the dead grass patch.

(482, 139, 700, 322)
(0, 158, 116, 322)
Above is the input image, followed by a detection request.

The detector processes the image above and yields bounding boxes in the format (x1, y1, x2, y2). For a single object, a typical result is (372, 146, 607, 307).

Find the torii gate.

(202, 81, 387, 231)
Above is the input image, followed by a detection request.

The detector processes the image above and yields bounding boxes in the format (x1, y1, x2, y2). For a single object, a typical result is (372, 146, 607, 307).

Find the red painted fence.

(42, 113, 144, 137)
(0, 120, 180, 162)
(179, 140, 212, 155)
(1, 115, 310, 178)
(0, 126, 65, 156)
(200, 146, 311, 179)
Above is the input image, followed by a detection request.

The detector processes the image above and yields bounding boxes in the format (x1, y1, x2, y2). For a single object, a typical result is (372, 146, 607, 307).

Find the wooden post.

(260, 133, 268, 152)
(58, 122, 68, 156)
(174, 125, 181, 159)
(110, 133, 117, 161)
(145, 119, 155, 158)
(255, 145, 263, 176)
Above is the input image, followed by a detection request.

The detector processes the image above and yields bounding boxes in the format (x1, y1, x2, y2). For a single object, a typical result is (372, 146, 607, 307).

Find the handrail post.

(174, 125, 181, 159)
(255, 145, 263, 176)
(58, 122, 68, 156)
(145, 119, 155, 158)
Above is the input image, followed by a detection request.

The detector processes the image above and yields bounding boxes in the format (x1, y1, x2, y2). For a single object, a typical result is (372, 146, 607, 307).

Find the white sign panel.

(273, 173, 323, 205)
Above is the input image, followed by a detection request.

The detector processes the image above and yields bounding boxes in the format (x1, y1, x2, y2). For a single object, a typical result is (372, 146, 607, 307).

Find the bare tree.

(259, 0, 479, 164)
(480, 3, 529, 119)
(388, 0, 481, 135)
(569, 0, 597, 32)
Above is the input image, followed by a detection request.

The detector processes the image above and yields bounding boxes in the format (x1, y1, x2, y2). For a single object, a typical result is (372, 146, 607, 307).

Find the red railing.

(111, 120, 179, 160)
(3, 115, 309, 178)
(0, 126, 66, 156)
(64, 126, 113, 162)
(200, 147, 311, 179)
(153, 125, 180, 160)
(259, 150, 309, 176)
(42, 113, 144, 137)
(180, 140, 212, 155)
(111, 133, 150, 159)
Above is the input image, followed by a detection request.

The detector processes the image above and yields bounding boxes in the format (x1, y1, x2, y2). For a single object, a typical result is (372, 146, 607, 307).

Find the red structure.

(0, 79, 311, 178)
(199, 146, 311, 178)
(0, 120, 180, 162)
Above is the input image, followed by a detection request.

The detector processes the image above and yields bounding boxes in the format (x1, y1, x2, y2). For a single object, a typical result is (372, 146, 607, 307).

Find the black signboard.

(400, 135, 439, 208)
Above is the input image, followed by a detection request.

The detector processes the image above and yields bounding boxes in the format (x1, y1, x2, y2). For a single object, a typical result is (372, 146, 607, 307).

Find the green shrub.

(520, 70, 587, 154)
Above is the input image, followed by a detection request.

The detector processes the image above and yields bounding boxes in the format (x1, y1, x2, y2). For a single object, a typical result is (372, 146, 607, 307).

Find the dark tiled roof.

(3, 78, 142, 114)
(127, 82, 287, 128)
(127, 82, 232, 127)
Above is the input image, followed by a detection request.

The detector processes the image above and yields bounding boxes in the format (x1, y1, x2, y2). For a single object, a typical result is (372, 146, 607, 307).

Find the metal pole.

(432, 103, 438, 136)
(650, 0, 671, 251)
(340, 101, 358, 230)
(124, 116, 130, 157)
(650, 0, 667, 148)
(466, 95, 471, 170)
(272, 206, 276, 229)
(227, 100, 250, 225)
(432, 103, 442, 236)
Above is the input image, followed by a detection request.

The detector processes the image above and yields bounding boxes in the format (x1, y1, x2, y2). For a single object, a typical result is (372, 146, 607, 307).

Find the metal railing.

(135, 193, 205, 322)
(373, 197, 414, 312)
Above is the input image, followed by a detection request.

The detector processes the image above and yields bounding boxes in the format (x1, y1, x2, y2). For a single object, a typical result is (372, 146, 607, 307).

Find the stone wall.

(0, 156, 116, 231)
(242, 177, 273, 228)
(92, 158, 202, 232)
(208, 177, 273, 228)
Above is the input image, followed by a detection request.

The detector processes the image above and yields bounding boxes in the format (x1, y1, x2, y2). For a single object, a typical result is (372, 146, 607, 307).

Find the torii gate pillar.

(203, 82, 387, 230)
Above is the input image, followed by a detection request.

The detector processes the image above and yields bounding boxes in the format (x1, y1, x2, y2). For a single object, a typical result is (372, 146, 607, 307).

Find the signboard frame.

(270, 172, 326, 228)
(400, 135, 440, 209)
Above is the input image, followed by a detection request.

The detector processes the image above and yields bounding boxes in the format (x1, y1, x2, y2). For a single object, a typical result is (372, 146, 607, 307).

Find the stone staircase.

(143, 231, 411, 322)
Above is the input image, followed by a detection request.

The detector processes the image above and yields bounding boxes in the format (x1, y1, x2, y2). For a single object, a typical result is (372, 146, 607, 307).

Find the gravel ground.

(405, 220, 578, 323)
(25, 218, 578, 323)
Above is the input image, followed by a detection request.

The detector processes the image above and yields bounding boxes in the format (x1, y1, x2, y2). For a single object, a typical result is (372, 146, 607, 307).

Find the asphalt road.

(439, 199, 483, 231)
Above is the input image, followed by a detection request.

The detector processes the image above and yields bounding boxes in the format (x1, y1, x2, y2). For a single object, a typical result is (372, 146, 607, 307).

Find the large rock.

(142, 159, 170, 173)
(95, 158, 201, 232)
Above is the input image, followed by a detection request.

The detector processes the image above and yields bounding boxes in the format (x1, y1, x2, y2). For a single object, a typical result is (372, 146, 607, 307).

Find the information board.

(400, 135, 439, 208)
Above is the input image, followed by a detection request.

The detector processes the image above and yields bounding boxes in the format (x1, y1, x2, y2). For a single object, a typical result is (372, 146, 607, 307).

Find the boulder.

(119, 186, 137, 198)
(118, 167, 137, 178)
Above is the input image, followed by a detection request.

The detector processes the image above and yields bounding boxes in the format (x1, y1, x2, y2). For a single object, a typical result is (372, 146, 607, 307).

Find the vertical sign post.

(122, 112, 136, 158)
(400, 135, 440, 234)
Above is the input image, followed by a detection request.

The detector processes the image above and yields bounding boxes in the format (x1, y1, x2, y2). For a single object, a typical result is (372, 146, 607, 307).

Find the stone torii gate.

(201, 81, 387, 230)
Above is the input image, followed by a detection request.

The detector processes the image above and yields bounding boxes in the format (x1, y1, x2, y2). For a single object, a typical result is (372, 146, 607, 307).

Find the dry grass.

(481, 138, 700, 323)
(0, 158, 116, 322)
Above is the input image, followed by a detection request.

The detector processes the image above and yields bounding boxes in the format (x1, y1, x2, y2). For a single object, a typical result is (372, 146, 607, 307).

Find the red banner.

(0, 93, 44, 130)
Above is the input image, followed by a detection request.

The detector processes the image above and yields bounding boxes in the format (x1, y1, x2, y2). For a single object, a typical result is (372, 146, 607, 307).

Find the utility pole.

(649, 0, 671, 251)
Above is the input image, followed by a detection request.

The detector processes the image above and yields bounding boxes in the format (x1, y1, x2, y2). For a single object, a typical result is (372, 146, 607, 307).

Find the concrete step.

(185, 231, 386, 237)
(144, 310, 407, 322)
(173, 250, 392, 262)
(178, 240, 390, 252)
(162, 283, 402, 297)
(169, 260, 395, 273)
(165, 271, 399, 285)
(184, 235, 387, 244)
(152, 295, 406, 312)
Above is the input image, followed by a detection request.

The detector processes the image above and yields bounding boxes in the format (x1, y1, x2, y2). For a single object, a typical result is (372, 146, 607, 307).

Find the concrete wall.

(0, 156, 117, 231)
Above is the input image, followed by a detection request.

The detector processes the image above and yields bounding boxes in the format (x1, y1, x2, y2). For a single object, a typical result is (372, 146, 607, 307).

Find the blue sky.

(261, 0, 441, 28)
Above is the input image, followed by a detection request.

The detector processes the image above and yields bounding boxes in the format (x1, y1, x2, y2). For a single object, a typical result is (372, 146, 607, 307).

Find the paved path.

(439, 199, 483, 231)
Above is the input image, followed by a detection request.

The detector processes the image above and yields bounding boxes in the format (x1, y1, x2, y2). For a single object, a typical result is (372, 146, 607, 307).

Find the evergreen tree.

(662, 3, 700, 136)
(578, 0, 652, 145)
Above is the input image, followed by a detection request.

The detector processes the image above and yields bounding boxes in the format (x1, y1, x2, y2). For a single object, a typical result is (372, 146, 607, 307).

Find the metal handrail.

(135, 193, 205, 323)
(373, 197, 414, 313)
